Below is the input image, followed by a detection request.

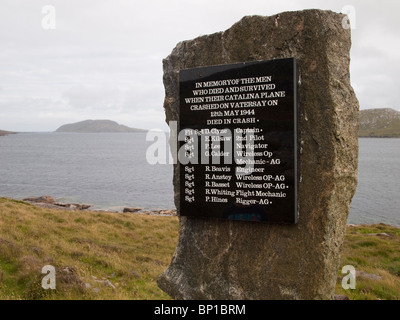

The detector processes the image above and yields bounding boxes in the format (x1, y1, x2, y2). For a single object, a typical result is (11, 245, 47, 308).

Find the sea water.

(0, 133, 399, 226)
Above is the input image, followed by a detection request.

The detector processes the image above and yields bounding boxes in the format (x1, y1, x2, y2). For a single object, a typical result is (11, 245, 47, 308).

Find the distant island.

(0, 129, 16, 137)
(55, 120, 147, 133)
(360, 108, 400, 138)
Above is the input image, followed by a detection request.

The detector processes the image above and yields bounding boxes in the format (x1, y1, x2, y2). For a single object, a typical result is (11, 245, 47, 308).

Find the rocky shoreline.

(22, 195, 177, 216)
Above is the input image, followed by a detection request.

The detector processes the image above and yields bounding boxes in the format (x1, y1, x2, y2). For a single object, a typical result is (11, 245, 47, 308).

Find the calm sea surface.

(0, 133, 399, 226)
(0, 133, 174, 211)
(350, 138, 400, 226)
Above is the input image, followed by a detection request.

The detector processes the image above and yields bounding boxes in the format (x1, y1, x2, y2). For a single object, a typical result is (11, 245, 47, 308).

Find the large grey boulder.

(158, 9, 359, 300)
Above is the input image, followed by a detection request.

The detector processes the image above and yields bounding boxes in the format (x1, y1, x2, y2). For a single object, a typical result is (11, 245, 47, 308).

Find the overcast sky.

(0, 0, 399, 132)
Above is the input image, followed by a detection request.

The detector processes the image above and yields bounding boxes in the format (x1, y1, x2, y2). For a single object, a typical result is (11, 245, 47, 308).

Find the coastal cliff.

(360, 108, 400, 137)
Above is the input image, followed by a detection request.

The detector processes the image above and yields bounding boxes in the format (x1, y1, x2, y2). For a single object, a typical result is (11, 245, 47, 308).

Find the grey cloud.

(1, 0, 400, 132)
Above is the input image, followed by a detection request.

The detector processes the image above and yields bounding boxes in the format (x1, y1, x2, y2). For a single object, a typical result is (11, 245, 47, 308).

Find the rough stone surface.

(158, 9, 359, 300)
(23, 195, 56, 204)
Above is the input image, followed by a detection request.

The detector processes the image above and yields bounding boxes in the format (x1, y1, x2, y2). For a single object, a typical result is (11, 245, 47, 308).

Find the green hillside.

(360, 108, 400, 138)
(55, 120, 147, 133)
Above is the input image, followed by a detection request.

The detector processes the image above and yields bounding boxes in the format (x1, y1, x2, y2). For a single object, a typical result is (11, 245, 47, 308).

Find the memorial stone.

(158, 9, 359, 300)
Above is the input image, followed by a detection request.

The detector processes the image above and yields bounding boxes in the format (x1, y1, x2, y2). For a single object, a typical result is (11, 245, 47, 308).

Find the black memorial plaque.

(179, 58, 299, 224)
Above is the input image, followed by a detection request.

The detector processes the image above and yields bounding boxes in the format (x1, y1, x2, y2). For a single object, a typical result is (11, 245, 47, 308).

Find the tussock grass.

(335, 224, 400, 300)
(0, 198, 178, 300)
(0, 198, 399, 300)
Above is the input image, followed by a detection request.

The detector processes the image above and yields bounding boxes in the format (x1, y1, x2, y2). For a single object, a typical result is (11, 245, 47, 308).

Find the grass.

(0, 130, 16, 137)
(335, 224, 400, 300)
(0, 197, 399, 300)
(0, 198, 178, 300)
